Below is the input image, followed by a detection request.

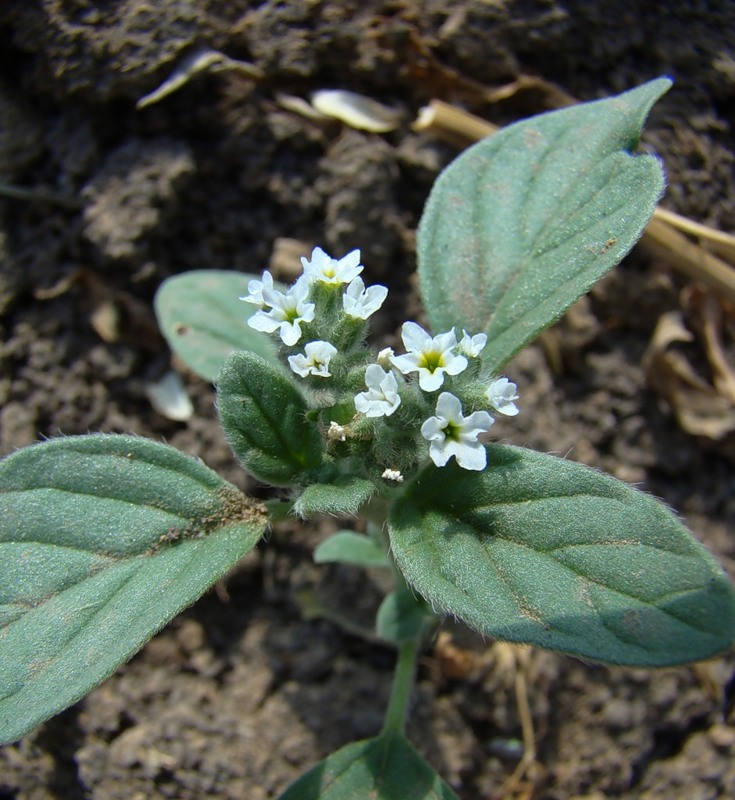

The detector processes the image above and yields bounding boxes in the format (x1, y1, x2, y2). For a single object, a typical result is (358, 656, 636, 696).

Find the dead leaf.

(81, 270, 165, 350)
(90, 299, 121, 343)
(644, 294, 735, 439)
(684, 286, 735, 401)
(137, 49, 263, 110)
(432, 630, 485, 680)
(311, 89, 403, 132)
(144, 371, 194, 421)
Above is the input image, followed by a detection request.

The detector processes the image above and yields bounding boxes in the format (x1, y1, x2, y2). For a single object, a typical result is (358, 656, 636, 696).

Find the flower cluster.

(244, 248, 388, 348)
(241, 247, 519, 475)
(347, 319, 519, 471)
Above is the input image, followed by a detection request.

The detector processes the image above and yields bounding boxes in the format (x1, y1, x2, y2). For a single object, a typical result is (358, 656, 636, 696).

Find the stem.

(381, 638, 419, 735)
(364, 497, 428, 737)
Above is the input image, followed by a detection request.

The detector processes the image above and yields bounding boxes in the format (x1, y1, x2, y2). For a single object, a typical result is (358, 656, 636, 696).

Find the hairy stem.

(381, 638, 419, 735)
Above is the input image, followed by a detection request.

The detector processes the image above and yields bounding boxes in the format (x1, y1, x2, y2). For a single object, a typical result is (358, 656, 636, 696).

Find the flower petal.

(248, 312, 280, 334)
(435, 391, 463, 421)
(400, 321, 432, 352)
(453, 441, 487, 471)
(428, 441, 452, 467)
(416, 369, 445, 392)
(486, 377, 520, 416)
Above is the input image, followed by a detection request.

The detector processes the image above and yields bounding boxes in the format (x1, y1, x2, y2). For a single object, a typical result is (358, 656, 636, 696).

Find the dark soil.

(1, 2, 734, 798)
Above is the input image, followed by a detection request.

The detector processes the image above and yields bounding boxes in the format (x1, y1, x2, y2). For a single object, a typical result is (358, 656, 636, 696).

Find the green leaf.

(389, 444, 735, 667)
(0, 434, 267, 745)
(294, 478, 376, 518)
(217, 350, 324, 486)
(314, 531, 391, 568)
(155, 270, 280, 382)
(376, 589, 428, 643)
(279, 731, 458, 800)
(418, 78, 671, 371)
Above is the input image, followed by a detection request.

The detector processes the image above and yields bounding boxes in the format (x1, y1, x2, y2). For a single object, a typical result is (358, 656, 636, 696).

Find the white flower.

(239, 270, 273, 307)
(301, 246, 363, 286)
(343, 277, 388, 320)
(381, 468, 404, 483)
(420, 392, 494, 471)
(458, 329, 487, 357)
(355, 364, 401, 417)
(486, 377, 520, 416)
(248, 274, 315, 346)
(390, 322, 468, 392)
(288, 340, 338, 378)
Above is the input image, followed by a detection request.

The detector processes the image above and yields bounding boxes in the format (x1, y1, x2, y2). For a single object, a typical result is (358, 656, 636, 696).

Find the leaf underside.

(389, 444, 735, 667)
(314, 531, 391, 569)
(155, 269, 279, 382)
(376, 589, 428, 643)
(0, 434, 267, 745)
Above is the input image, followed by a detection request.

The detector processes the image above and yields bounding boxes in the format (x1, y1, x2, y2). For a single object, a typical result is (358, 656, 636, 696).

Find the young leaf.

(155, 270, 280, 382)
(314, 531, 391, 569)
(217, 350, 324, 486)
(376, 589, 428, 644)
(279, 731, 458, 800)
(418, 78, 671, 372)
(293, 477, 376, 518)
(389, 444, 735, 667)
(0, 434, 268, 745)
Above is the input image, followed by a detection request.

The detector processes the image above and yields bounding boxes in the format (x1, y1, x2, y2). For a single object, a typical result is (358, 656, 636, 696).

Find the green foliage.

(418, 78, 671, 372)
(294, 478, 376, 518)
(279, 731, 458, 800)
(376, 589, 429, 643)
(389, 444, 735, 667)
(4, 78, 734, 800)
(314, 531, 391, 568)
(0, 435, 267, 745)
(155, 270, 279, 381)
(217, 350, 324, 486)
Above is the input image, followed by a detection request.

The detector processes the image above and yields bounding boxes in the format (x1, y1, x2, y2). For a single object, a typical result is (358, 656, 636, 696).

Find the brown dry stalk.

(642, 217, 735, 303)
(414, 100, 735, 304)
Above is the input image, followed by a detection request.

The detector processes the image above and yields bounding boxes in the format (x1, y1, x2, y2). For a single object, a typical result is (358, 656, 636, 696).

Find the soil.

(1, 1, 735, 798)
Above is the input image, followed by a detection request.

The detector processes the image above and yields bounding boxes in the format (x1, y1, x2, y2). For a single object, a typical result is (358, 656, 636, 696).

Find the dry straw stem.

(414, 100, 735, 305)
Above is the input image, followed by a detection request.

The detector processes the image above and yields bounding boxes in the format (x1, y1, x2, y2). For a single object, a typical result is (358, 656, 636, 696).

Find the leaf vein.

(429, 507, 713, 639)
(2, 484, 194, 523)
(1, 563, 145, 703)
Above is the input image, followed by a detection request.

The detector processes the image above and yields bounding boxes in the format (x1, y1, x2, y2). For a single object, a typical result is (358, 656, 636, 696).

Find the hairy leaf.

(418, 78, 671, 371)
(376, 589, 428, 643)
(217, 350, 324, 486)
(294, 478, 376, 518)
(155, 270, 279, 381)
(314, 531, 390, 568)
(279, 731, 458, 800)
(0, 435, 267, 745)
(389, 444, 735, 666)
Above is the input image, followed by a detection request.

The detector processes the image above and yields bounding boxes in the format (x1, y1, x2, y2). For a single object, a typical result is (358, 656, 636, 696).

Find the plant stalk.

(381, 638, 419, 735)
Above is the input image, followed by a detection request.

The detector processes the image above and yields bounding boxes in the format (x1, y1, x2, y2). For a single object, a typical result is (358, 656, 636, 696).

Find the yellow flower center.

(419, 349, 445, 373)
(443, 421, 461, 442)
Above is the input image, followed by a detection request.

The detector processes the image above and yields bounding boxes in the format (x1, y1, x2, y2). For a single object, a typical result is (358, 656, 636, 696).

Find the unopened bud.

(381, 468, 404, 483)
(377, 347, 394, 368)
(328, 421, 347, 442)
